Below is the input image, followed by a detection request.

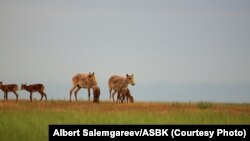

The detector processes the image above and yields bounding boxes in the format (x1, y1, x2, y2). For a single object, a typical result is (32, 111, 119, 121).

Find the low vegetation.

(0, 100, 249, 141)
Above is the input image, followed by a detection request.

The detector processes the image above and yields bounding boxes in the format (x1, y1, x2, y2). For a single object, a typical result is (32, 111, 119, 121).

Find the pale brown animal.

(117, 88, 134, 103)
(21, 84, 47, 102)
(0, 81, 19, 101)
(108, 74, 135, 102)
(92, 85, 100, 103)
(69, 72, 97, 102)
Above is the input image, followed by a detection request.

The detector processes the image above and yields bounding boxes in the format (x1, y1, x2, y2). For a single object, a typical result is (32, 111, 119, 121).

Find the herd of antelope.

(0, 73, 135, 103)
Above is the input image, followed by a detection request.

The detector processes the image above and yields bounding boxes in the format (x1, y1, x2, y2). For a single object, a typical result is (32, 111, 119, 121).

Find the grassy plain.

(0, 100, 249, 141)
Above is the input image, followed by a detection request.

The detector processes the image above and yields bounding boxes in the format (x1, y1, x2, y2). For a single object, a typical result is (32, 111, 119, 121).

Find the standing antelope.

(0, 81, 19, 101)
(117, 88, 134, 103)
(108, 74, 135, 102)
(69, 72, 97, 102)
(92, 85, 100, 103)
(21, 83, 47, 102)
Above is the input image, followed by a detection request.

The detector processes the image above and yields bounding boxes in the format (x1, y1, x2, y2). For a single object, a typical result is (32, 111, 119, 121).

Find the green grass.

(0, 100, 250, 141)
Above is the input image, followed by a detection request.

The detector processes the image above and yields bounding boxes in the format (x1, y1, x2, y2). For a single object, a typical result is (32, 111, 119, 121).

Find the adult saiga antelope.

(108, 74, 135, 102)
(69, 72, 97, 102)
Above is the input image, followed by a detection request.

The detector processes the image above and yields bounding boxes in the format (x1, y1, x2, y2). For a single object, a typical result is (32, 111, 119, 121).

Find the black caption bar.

(49, 125, 250, 140)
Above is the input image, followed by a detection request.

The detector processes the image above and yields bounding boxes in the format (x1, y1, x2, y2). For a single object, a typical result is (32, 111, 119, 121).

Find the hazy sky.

(0, 0, 250, 102)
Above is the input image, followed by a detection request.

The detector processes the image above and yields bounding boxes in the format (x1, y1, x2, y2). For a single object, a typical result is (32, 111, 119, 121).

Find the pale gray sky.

(0, 0, 250, 102)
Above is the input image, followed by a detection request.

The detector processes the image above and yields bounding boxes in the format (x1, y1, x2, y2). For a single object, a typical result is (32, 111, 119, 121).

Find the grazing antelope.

(21, 83, 47, 102)
(117, 88, 134, 103)
(108, 74, 135, 102)
(0, 81, 19, 101)
(92, 85, 100, 103)
(69, 72, 97, 102)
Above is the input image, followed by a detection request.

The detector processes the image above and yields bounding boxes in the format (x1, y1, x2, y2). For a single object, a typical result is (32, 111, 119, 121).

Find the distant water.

(6, 82, 250, 103)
